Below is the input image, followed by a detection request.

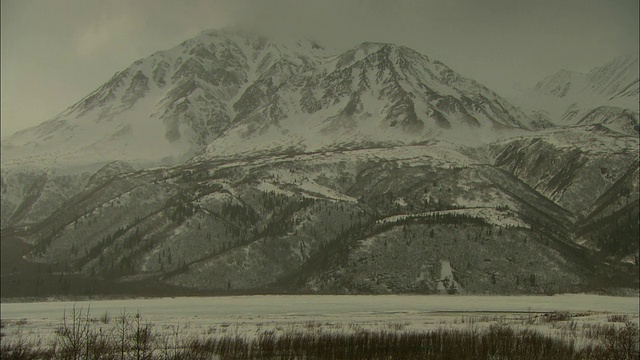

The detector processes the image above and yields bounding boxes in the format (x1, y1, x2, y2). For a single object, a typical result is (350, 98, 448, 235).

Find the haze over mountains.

(1, 29, 638, 298)
(510, 56, 639, 135)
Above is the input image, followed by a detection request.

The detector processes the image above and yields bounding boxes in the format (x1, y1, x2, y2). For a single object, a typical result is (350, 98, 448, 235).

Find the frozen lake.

(2, 294, 638, 320)
(2, 294, 638, 328)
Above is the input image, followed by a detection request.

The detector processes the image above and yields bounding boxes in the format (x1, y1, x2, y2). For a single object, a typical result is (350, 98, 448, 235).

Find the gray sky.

(2, 0, 638, 136)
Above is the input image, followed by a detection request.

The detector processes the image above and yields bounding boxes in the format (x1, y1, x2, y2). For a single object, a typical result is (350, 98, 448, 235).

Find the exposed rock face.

(489, 126, 638, 215)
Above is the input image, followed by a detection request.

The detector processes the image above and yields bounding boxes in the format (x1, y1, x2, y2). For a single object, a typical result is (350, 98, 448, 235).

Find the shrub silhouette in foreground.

(1, 308, 638, 359)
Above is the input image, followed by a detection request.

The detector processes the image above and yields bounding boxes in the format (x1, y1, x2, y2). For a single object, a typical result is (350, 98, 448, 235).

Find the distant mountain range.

(509, 56, 638, 135)
(1, 29, 637, 298)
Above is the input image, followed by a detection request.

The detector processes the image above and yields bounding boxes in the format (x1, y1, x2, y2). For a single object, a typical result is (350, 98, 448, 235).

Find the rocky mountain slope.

(2, 130, 637, 297)
(1, 29, 638, 298)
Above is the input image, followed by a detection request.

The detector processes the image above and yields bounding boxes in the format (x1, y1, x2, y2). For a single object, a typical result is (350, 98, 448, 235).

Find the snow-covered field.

(2, 294, 638, 348)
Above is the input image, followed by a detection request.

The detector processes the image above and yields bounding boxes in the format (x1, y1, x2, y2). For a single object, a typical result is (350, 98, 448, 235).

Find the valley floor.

(1, 294, 638, 358)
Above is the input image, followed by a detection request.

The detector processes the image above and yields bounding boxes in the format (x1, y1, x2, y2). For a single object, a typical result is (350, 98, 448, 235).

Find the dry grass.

(1, 308, 638, 359)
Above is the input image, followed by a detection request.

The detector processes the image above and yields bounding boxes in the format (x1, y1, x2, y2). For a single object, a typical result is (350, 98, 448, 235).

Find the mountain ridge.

(1, 29, 638, 298)
(2, 29, 540, 171)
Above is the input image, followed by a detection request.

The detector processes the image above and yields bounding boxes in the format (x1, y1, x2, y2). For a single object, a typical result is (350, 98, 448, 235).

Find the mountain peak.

(586, 56, 639, 98)
(533, 69, 585, 98)
(2, 30, 537, 170)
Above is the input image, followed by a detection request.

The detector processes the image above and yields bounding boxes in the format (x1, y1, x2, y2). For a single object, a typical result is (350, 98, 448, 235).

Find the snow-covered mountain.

(2, 124, 637, 297)
(511, 57, 639, 135)
(1, 29, 638, 298)
(2, 29, 541, 171)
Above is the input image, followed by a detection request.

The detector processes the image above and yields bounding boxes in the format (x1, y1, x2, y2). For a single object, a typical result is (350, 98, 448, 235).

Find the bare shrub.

(114, 310, 131, 360)
(540, 311, 571, 323)
(54, 305, 91, 360)
(4, 307, 639, 359)
(607, 314, 630, 323)
(0, 327, 47, 360)
(157, 324, 185, 360)
(582, 322, 617, 340)
(132, 311, 154, 360)
(100, 311, 112, 324)
(603, 320, 640, 359)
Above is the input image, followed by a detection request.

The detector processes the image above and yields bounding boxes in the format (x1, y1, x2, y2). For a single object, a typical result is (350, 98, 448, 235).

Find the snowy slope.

(509, 57, 639, 134)
(196, 41, 542, 159)
(1, 29, 538, 171)
(1, 29, 332, 169)
(4, 127, 637, 297)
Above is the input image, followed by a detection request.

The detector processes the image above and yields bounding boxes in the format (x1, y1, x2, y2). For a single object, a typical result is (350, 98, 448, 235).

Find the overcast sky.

(2, 0, 638, 136)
